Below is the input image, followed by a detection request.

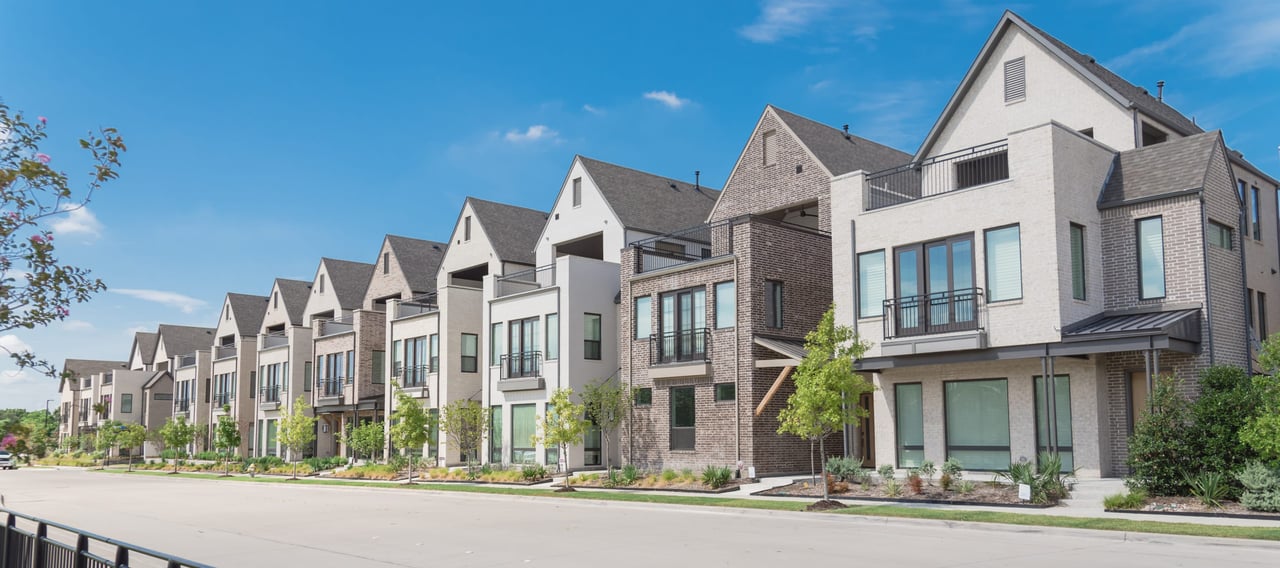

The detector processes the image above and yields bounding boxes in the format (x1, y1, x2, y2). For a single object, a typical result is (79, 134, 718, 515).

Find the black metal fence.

(2, 508, 212, 568)
(650, 329, 711, 365)
(865, 140, 1009, 210)
(882, 288, 985, 339)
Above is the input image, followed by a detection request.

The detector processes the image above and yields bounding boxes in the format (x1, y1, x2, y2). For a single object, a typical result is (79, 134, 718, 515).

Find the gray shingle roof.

(156, 324, 216, 358)
(274, 278, 312, 326)
(62, 359, 127, 380)
(578, 156, 721, 234)
(770, 106, 912, 176)
(132, 332, 159, 364)
(321, 258, 376, 310)
(1099, 131, 1221, 208)
(226, 293, 269, 337)
(467, 198, 548, 265)
(386, 235, 447, 294)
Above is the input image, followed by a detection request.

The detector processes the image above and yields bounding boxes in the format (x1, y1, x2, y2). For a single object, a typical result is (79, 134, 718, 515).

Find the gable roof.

(156, 324, 216, 359)
(385, 235, 447, 294)
(1099, 130, 1223, 208)
(130, 332, 159, 365)
(62, 359, 127, 380)
(321, 258, 375, 310)
(226, 293, 269, 337)
(576, 156, 721, 234)
(770, 106, 912, 176)
(467, 198, 548, 265)
(274, 278, 313, 326)
(916, 11, 1202, 160)
(141, 370, 172, 390)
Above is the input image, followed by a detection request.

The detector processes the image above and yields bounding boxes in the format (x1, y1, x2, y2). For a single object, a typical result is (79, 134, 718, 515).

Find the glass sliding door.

(895, 235, 975, 337)
(506, 317, 540, 378)
(658, 288, 706, 363)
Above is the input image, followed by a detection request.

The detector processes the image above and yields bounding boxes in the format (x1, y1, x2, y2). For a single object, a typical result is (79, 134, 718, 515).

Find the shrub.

(825, 457, 860, 482)
(1189, 366, 1264, 493)
(303, 456, 348, 471)
(244, 456, 285, 469)
(906, 472, 923, 494)
(956, 480, 976, 495)
(521, 465, 547, 481)
(1103, 489, 1148, 510)
(1235, 461, 1280, 512)
(1241, 490, 1280, 512)
(884, 478, 902, 497)
(918, 460, 936, 485)
(1126, 376, 1196, 496)
(877, 463, 895, 481)
(850, 469, 871, 487)
(661, 469, 678, 483)
(1000, 453, 1073, 504)
(701, 465, 733, 489)
(1185, 471, 1230, 508)
(939, 472, 953, 491)
(603, 468, 623, 488)
(621, 464, 639, 485)
(1240, 374, 1280, 467)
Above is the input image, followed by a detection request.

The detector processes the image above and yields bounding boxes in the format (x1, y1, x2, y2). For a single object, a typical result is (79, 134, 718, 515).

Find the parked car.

(0, 450, 16, 470)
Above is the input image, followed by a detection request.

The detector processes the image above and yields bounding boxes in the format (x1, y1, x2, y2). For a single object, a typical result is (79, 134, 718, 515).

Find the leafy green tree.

(344, 420, 384, 463)
(777, 305, 873, 502)
(117, 423, 146, 471)
(1240, 374, 1280, 467)
(1189, 366, 1264, 489)
(389, 390, 433, 483)
(535, 388, 588, 490)
(278, 397, 317, 479)
(159, 416, 196, 474)
(0, 104, 125, 378)
(213, 408, 242, 477)
(440, 399, 488, 473)
(580, 378, 628, 471)
(94, 420, 122, 469)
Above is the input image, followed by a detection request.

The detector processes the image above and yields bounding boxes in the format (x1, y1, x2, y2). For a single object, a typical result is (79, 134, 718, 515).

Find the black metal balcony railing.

(650, 329, 711, 365)
(500, 352, 542, 379)
(212, 392, 233, 407)
(865, 140, 1009, 211)
(397, 364, 431, 388)
(316, 378, 344, 397)
(495, 265, 557, 298)
(175, 398, 191, 413)
(260, 385, 282, 403)
(883, 288, 986, 340)
(2, 507, 213, 568)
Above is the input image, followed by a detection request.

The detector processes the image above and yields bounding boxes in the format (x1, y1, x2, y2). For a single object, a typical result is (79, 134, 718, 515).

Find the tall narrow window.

(1070, 223, 1086, 300)
(894, 383, 923, 468)
(857, 250, 886, 317)
(1248, 289, 1256, 333)
(121, 394, 133, 414)
(714, 282, 735, 329)
(1137, 217, 1165, 299)
(372, 351, 385, 384)
(511, 404, 536, 464)
(1260, 291, 1269, 339)
(490, 323, 503, 366)
(944, 379, 1010, 470)
(634, 296, 652, 339)
(304, 361, 312, 392)
(490, 406, 504, 464)
(572, 177, 582, 207)
(429, 334, 439, 372)
(1003, 57, 1026, 102)
(319, 275, 325, 293)
(584, 313, 602, 360)
(765, 280, 783, 328)
(670, 386, 695, 451)
(762, 130, 777, 166)
(545, 314, 559, 360)
(1252, 186, 1262, 241)
(461, 333, 478, 373)
(383, 251, 390, 274)
(463, 216, 472, 241)
(1034, 375, 1074, 471)
(985, 225, 1022, 301)
(273, 292, 278, 309)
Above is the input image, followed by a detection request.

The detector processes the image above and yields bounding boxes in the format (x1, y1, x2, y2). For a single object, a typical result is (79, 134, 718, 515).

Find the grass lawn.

(97, 469, 1280, 541)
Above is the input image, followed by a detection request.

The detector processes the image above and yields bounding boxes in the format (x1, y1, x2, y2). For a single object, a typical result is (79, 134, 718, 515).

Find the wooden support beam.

(755, 366, 793, 416)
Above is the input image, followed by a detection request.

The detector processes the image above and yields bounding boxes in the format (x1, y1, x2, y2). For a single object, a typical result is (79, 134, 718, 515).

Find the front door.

(858, 392, 875, 467)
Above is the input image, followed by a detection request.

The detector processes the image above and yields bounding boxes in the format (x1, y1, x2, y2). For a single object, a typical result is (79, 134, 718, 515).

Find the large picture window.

(944, 379, 1010, 470)
(511, 404, 536, 464)
(858, 250, 886, 318)
(984, 226, 1021, 301)
(1033, 375, 1073, 472)
(894, 383, 924, 468)
(1137, 217, 1165, 299)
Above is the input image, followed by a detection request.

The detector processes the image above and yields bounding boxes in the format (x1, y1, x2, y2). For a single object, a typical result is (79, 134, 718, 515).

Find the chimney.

(694, 170, 701, 191)
(842, 124, 850, 139)
(1156, 80, 1165, 101)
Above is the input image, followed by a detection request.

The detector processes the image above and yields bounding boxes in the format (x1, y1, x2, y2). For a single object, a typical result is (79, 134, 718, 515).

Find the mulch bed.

(563, 479, 746, 494)
(417, 477, 552, 486)
(755, 480, 1055, 509)
(806, 499, 848, 511)
(1109, 496, 1280, 521)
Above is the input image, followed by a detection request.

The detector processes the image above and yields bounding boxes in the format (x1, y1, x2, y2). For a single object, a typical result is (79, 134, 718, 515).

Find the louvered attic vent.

(1004, 57, 1026, 102)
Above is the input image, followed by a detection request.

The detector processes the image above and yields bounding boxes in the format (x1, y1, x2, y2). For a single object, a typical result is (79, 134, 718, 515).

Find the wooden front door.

(858, 392, 876, 467)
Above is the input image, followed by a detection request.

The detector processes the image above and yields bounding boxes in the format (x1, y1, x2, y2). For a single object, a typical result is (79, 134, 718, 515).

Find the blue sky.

(3, 0, 1278, 410)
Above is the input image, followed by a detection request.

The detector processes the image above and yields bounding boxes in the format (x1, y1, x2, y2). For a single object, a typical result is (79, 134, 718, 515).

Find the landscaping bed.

(755, 478, 1052, 508)
(1107, 496, 1280, 521)
(418, 466, 551, 485)
(328, 464, 409, 481)
(561, 466, 741, 493)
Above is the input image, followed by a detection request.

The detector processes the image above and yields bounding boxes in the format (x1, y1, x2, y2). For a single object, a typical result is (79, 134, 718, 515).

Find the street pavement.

(1, 468, 1276, 567)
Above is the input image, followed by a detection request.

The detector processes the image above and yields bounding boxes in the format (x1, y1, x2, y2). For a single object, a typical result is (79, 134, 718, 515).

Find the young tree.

(278, 397, 317, 479)
(213, 409, 242, 477)
(94, 420, 122, 469)
(536, 388, 589, 490)
(580, 378, 628, 471)
(117, 423, 146, 472)
(344, 420, 385, 463)
(440, 399, 488, 474)
(0, 104, 126, 378)
(777, 305, 873, 503)
(159, 416, 196, 474)
(389, 390, 432, 483)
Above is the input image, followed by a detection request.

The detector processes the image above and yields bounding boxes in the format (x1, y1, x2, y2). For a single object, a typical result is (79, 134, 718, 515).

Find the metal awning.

(753, 335, 807, 367)
(1062, 308, 1200, 343)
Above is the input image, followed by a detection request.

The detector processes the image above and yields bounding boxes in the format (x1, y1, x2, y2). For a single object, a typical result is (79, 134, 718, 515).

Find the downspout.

(484, 295, 491, 464)
(733, 246, 742, 466)
(1199, 196, 1216, 366)
(1239, 193, 1254, 375)
(626, 247, 634, 465)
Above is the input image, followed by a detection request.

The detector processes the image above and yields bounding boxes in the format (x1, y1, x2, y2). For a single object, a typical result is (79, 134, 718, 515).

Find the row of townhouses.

(58, 12, 1279, 478)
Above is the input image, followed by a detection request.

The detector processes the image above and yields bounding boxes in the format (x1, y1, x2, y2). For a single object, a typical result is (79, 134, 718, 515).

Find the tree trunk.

(820, 436, 828, 501)
(809, 440, 815, 486)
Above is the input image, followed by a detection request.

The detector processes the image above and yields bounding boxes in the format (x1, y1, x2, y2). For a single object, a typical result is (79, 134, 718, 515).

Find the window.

(1239, 179, 1247, 203)
(1252, 186, 1262, 240)
(655, 240, 684, 256)
(383, 252, 390, 274)
(304, 361, 312, 392)
(1141, 122, 1167, 146)
(584, 313, 602, 360)
(857, 250, 886, 318)
(762, 130, 777, 166)
(249, 371, 256, 398)
(1260, 292, 1269, 339)
(506, 317, 540, 377)
(461, 333, 478, 373)
(1209, 221, 1234, 250)
(944, 379, 1010, 470)
(345, 350, 354, 383)
(463, 215, 472, 241)
(1248, 289, 1256, 333)
(1003, 57, 1025, 102)
(224, 304, 230, 320)
(428, 409, 439, 458)
(266, 420, 278, 457)
(1033, 375, 1074, 471)
(635, 387, 652, 406)
(714, 282, 735, 329)
(634, 296, 652, 339)
(670, 386, 695, 451)
(658, 288, 706, 363)
(584, 420, 602, 466)
(572, 177, 582, 207)
(121, 393, 133, 414)
(490, 323, 503, 366)
(319, 275, 325, 294)
(1070, 223, 1086, 300)
(511, 404, 536, 464)
(893, 235, 976, 334)
(490, 406, 503, 464)
(765, 280, 783, 328)
(372, 351, 385, 384)
(984, 225, 1022, 301)
(429, 334, 439, 372)
(714, 383, 735, 402)
(273, 292, 278, 309)
(545, 314, 559, 360)
(1136, 217, 1165, 299)
(894, 383, 924, 468)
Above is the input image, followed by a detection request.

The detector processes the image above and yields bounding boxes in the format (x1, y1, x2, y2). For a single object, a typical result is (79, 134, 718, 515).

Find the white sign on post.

(1018, 483, 1032, 501)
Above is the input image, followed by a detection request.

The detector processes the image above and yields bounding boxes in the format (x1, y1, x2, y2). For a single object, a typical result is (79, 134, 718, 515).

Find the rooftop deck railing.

(177, 354, 197, 368)
(316, 315, 355, 337)
(261, 331, 288, 349)
(494, 265, 557, 298)
(395, 293, 439, 319)
(631, 215, 828, 274)
(865, 140, 1009, 211)
(213, 344, 237, 360)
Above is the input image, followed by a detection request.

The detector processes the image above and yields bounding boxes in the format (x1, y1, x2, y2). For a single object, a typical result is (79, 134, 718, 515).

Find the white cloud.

(0, 334, 33, 356)
(61, 320, 94, 332)
(503, 125, 559, 143)
(110, 288, 207, 314)
(1107, 2, 1280, 77)
(50, 205, 103, 238)
(739, 0, 834, 43)
(583, 104, 605, 116)
(642, 91, 691, 110)
(0, 368, 38, 386)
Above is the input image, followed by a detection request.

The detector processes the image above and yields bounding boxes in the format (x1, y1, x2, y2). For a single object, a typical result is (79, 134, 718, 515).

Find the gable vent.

(1004, 57, 1026, 102)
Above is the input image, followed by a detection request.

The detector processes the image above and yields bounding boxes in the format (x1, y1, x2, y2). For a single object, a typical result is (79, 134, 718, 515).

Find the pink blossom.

(5, 212, 18, 222)
(30, 234, 45, 244)
(38, 116, 47, 125)
(56, 306, 70, 317)
(1, 434, 15, 450)
(35, 153, 51, 164)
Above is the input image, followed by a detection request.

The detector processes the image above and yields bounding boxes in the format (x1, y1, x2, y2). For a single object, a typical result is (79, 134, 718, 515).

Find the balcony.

(865, 140, 1009, 211)
(260, 385, 282, 408)
(177, 354, 197, 368)
(261, 331, 288, 349)
(214, 344, 237, 360)
(316, 315, 354, 338)
(631, 215, 828, 275)
(316, 378, 345, 400)
(497, 352, 544, 392)
(395, 293, 439, 319)
(881, 288, 987, 356)
(397, 364, 431, 389)
(212, 392, 233, 408)
(175, 399, 190, 414)
(649, 329, 711, 380)
(495, 265, 556, 298)
(102, 373, 113, 386)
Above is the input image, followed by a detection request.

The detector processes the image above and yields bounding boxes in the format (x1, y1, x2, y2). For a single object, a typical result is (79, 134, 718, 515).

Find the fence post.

(30, 522, 47, 568)
(113, 545, 128, 567)
(74, 534, 88, 568)
(1, 513, 13, 568)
